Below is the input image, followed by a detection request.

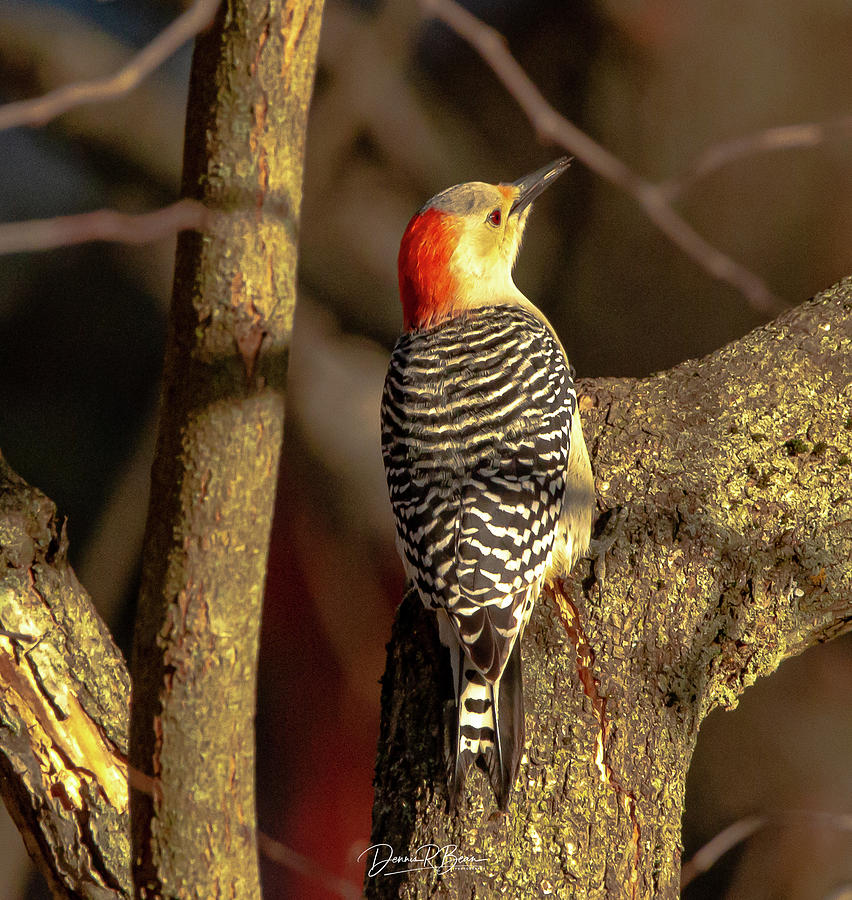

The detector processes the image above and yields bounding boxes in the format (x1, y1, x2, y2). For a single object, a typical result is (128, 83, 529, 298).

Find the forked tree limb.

(0, 268, 848, 900)
(0, 439, 358, 899)
(0, 0, 326, 896)
(368, 277, 852, 898)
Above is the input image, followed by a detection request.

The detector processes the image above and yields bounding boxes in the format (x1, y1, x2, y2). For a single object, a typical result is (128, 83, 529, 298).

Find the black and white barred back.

(381, 305, 577, 808)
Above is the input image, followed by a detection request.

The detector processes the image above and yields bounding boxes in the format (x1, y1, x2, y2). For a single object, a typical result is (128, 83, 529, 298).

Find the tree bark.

(0, 454, 131, 898)
(0, 1, 324, 897)
(367, 278, 852, 898)
(129, 0, 324, 897)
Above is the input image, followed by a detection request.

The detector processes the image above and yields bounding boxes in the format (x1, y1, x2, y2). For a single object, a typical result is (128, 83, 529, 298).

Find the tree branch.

(0, 0, 221, 132)
(128, 0, 326, 896)
(368, 277, 852, 898)
(0, 0, 332, 892)
(0, 452, 362, 897)
(660, 116, 852, 201)
(2, 0, 327, 893)
(419, 0, 796, 315)
(257, 833, 363, 900)
(681, 809, 852, 888)
(0, 200, 211, 255)
(0, 453, 131, 898)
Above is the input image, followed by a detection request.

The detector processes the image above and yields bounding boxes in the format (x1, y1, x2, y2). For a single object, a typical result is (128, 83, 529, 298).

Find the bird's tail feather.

(449, 640, 525, 811)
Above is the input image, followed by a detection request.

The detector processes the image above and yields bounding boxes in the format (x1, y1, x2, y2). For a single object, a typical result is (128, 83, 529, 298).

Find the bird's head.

(397, 157, 570, 330)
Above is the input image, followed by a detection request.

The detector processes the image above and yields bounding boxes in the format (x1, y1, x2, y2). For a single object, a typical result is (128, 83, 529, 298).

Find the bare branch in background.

(0, 199, 211, 255)
(419, 0, 793, 315)
(0, 0, 220, 132)
(661, 116, 852, 201)
(680, 810, 852, 888)
(680, 816, 766, 889)
(0, 0, 843, 317)
(258, 833, 363, 900)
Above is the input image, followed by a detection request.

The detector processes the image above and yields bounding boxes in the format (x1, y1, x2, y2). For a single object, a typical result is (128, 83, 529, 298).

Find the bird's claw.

(586, 506, 628, 592)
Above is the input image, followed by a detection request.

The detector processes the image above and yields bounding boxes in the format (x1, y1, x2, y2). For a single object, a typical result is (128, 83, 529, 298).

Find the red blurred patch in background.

(257, 457, 401, 899)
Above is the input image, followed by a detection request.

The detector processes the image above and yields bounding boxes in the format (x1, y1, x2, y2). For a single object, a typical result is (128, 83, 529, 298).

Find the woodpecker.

(381, 158, 595, 810)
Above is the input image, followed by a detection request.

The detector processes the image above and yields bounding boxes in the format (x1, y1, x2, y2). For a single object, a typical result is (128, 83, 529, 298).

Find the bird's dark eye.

(486, 207, 502, 227)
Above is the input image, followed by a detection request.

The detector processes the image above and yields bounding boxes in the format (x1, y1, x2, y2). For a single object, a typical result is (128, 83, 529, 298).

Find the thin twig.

(680, 810, 852, 888)
(257, 832, 364, 900)
(0, 0, 220, 132)
(419, 0, 787, 315)
(0, 199, 212, 255)
(680, 815, 766, 888)
(660, 117, 852, 201)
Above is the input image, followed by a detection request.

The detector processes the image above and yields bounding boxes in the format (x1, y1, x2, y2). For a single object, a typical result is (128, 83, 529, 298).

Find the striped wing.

(381, 306, 576, 681)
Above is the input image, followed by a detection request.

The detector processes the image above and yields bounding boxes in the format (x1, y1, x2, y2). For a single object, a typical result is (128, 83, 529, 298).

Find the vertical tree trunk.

(129, 1, 324, 896)
(367, 281, 852, 898)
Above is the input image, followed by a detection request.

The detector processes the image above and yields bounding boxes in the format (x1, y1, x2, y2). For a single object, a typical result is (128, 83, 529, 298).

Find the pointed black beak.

(508, 156, 571, 218)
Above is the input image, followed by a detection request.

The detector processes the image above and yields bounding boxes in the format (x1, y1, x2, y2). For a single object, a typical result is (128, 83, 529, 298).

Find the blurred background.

(0, 0, 851, 897)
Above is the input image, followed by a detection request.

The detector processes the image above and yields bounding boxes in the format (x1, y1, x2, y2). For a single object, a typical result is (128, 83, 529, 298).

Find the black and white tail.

(448, 638, 525, 811)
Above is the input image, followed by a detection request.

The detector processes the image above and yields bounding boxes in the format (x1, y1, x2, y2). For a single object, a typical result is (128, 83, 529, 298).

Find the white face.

(428, 181, 531, 305)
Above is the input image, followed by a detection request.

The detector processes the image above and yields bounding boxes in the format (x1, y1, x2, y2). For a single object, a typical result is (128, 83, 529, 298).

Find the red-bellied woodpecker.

(381, 158, 595, 810)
